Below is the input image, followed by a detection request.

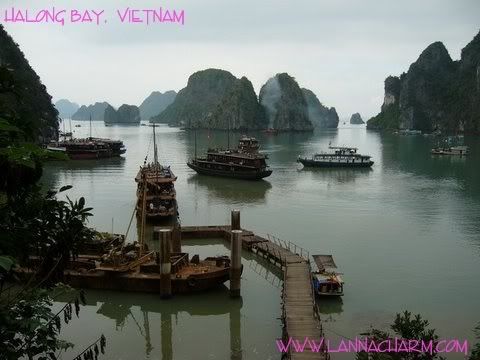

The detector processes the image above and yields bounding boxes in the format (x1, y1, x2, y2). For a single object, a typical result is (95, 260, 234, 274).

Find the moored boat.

(187, 136, 272, 180)
(312, 254, 344, 297)
(136, 124, 178, 220)
(298, 146, 373, 168)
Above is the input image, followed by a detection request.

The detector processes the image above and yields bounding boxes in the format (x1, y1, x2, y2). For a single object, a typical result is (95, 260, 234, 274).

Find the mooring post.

(157, 228, 172, 299)
(230, 229, 242, 298)
(231, 209, 241, 231)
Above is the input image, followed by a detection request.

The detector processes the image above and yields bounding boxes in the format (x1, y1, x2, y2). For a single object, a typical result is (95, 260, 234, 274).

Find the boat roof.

(312, 254, 337, 271)
(329, 146, 358, 151)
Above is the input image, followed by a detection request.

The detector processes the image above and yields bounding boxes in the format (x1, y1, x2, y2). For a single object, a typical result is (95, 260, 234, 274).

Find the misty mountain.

(368, 30, 480, 133)
(139, 91, 177, 120)
(151, 68, 266, 129)
(302, 88, 339, 129)
(350, 113, 365, 124)
(72, 102, 111, 121)
(54, 99, 79, 119)
(104, 104, 141, 124)
(259, 73, 313, 131)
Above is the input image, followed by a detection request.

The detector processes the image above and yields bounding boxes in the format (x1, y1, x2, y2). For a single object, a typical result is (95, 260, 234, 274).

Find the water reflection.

(298, 167, 373, 184)
(187, 175, 272, 205)
(84, 289, 243, 360)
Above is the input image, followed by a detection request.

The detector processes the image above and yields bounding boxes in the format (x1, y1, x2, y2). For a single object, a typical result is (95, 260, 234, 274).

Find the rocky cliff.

(0, 25, 58, 141)
(259, 73, 313, 131)
(55, 99, 79, 119)
(151, 69, 266, 129)
(104, 104, 140, 124)
(139, 91, 176, 120)
(302, 88, 339, 128)
(350, 113, 365, 125)
(368, 31, 480, 133)
(72, 102, 110, 121)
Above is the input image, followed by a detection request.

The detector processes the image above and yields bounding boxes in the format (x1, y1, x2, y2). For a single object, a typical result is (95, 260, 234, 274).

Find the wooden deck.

(181, 226, 329, 359)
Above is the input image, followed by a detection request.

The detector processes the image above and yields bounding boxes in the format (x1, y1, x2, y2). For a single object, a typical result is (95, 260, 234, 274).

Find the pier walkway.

(181, 226, 328, 360)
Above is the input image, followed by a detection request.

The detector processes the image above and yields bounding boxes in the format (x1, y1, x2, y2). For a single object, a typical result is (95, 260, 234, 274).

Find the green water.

(43, 122, 480, 359)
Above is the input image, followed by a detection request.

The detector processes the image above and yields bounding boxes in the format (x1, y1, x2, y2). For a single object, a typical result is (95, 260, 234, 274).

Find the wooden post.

(231, 209, 240, 231)
(157, 228, 172, 299)
(230, 229, 242, 298)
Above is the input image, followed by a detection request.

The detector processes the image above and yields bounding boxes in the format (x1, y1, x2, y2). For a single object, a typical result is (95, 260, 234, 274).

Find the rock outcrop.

(302, 88, 339, 128)
(259, 73, 313, 131)
(139, 91, 176, 120)
(349, 113, 365, 125)
(54, 99, 79, 119)
(151, 69, 266, 129)
(104, 104, 140, 124)
(0, 25, 58, 140)
(72, 102, 111, 121)
(368, 30, 480, 133)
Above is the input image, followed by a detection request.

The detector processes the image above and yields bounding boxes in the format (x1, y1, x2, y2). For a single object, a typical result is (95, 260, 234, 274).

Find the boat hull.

(298, 158, 373, 168)
(187, 162, 272, 180)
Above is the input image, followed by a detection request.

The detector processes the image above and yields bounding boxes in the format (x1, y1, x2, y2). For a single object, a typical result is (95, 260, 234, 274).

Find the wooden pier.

(181, 226, 329, 359)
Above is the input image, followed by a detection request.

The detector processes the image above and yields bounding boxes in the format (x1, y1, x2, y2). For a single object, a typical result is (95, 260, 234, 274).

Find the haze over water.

(42, 121, 480, 359)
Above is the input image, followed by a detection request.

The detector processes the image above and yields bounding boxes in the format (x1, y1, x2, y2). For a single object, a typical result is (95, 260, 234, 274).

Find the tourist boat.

(48, 117, 126, 160)
(187, 135, 272, 180)
(297, 146, 374, 168)
(135, 124, 178, 220)
(312, 254, 344, 297)
(48, 138, 126, 159)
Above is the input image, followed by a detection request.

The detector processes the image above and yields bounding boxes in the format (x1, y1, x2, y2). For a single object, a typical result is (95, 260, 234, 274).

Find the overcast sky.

(2, 0, 479, 120)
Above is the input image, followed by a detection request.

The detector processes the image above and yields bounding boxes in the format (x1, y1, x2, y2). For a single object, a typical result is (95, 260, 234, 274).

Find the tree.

(356, 311, 444, 360)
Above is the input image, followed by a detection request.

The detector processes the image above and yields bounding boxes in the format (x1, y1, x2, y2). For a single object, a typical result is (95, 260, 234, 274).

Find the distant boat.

(262, 128, 278, 135)
(297, 146, 374, 168)
(75, 124, 81, 128)
(431, 145, 469, 156)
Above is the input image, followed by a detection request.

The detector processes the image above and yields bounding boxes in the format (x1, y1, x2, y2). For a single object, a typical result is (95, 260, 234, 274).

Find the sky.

(2, 0, 479, 120)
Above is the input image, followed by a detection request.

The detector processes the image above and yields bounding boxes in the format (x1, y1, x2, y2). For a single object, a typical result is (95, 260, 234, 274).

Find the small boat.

(312, 254, 344, 297)
(75, 124, 81, 128)
(298, 146, 373, 168)
(187, 135, 272, 180)
(263, 128, 279, 135)
(431, 145, 469, 156)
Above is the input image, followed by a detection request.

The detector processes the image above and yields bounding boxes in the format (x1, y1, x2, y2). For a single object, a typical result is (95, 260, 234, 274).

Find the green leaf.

(59, 185, 73, 193)
(0, 255, 15, 272)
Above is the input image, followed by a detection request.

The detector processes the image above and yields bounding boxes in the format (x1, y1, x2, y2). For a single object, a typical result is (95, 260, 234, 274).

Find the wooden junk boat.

(135, 124, 178, 220)
(311, 254, 344, 297)
(47, 117, 126, 160)
(298, 146, 374, 168)
(187, 135, 272, 180)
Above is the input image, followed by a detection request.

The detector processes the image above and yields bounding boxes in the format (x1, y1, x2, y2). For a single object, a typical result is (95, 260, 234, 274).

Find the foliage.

(356, 311, 443, 360)
(367, 104, 401, 130)
(0, 185, 94, 279)
(0, 277, 93, 360)
(471, 323, 480, 360)
(0, 26, 58, 141)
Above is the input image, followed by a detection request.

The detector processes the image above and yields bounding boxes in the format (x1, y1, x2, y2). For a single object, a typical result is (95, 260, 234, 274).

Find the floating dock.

(182, 222, 329, 359)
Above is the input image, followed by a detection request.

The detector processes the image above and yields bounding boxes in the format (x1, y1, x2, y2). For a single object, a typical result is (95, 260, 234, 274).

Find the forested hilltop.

(0, 25, 58, 141)
(368, 30, 480, 133)
(152, 69, 338, 131)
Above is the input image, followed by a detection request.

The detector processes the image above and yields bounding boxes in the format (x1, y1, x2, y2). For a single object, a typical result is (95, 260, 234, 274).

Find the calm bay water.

(42, 121, 480, 359)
